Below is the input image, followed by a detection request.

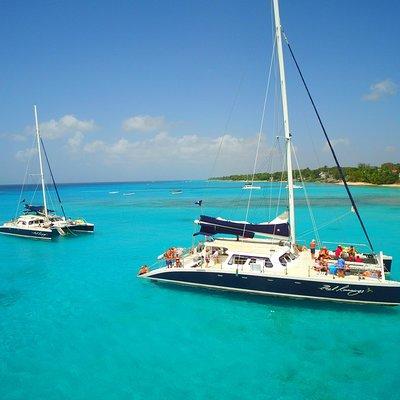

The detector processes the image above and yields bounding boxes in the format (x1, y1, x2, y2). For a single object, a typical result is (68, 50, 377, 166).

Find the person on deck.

(204, 248, 211, 267)
(348, 246, 356, 261)
(336, 256, 347, 277)
(196, 242, 204, 253)
(318, 246, 330, 259)
(164, 248, 174, 268)
(335, 245, 343, 258)
(211, 249, 219, 265)
(354, 254, 363, 263)
(310, 239, 316, 260)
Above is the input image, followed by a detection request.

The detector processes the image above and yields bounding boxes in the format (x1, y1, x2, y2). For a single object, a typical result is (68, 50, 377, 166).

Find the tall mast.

(273, 0, 296, 245)
(34, 105, 48, 219)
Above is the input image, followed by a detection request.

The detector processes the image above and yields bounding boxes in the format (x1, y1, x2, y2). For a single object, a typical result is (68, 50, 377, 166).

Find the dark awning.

(194, 214, 290, 239)
(24, 204, 54, 215)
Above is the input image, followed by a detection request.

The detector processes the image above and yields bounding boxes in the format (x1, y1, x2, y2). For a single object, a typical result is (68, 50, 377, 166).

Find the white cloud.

(82, 132, 266, 175)
(11, 133, 27, 142)
(83, 140, 107, 154)
(7, 114, 97, 144)
(15, 147, 37, 162)
(40, 114, 97, 139)
(363, 79, 398, 101)
(323, 137, 349, 152)
(67, 132, 84, 152)
(0, 133, 27, 142)
(122, 115, 168, 133)
(385, 145, 396, 153)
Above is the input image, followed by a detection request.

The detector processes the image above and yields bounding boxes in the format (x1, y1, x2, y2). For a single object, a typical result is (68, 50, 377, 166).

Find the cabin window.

(228, 255, 248, 265)
(228, 255, 274, 268)
(264, 258, 273, 268)
(279, 255, 288, 266)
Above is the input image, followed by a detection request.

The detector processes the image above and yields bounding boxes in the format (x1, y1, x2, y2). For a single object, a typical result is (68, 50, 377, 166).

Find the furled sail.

(23, 204, 54, 215)
(194, 212, 290, 239)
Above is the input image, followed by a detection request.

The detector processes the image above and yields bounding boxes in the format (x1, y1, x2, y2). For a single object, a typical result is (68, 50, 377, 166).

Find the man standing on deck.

(310, 239, 316, 260)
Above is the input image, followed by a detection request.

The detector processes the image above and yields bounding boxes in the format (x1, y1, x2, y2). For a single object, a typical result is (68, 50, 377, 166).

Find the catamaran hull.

(142, 270, 400, 306)
(382, 256, 392, 272)
(0, 226, 59, 240)
(66, 223, 94, 233)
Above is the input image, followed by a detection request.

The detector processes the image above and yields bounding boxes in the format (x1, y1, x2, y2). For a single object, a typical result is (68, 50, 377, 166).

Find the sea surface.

(0, 180, 399, 400)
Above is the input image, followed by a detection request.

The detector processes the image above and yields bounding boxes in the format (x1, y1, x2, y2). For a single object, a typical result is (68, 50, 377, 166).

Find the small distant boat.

(242, 183, 261, 190)
(123, 192, 135, 196)
(109, 191, 119, 194)
(171, 189, 183, 195)
(286, 184, 303, 189)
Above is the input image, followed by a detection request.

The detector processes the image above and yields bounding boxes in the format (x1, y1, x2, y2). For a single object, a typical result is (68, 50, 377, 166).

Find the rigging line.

(243, 34, 276, 235)
(267, 137, 279, 221)
(292, 145, 321, 246)
(40, 138, 67, 219)
(282, 32, 374, 252)
(15, 133, 37, 219)
(303, 112, 322, 168)
(297, 211, 353, 238)
(31, 182, 40, 205)
(275, 136, 286, 217)
(207, 69, 246, 187)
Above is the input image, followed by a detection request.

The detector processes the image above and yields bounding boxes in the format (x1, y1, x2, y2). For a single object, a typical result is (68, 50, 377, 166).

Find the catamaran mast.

(273, 0, 296, 245)
(34, 105, 48, 219)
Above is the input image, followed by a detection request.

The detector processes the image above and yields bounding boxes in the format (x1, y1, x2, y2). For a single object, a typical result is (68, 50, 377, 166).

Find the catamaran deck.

(154, 237, 388, 285)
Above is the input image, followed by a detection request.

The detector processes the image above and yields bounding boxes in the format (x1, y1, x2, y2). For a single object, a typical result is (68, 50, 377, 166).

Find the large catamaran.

(138, 0, 400, 305)
(0, 106, 94, 240)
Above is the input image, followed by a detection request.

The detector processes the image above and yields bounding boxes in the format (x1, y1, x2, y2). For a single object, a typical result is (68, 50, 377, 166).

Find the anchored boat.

(0, 106, 94, 240)
(0, 106, 62, 240)
(138, 0, 400, 305)
(242, 183, 261, 190)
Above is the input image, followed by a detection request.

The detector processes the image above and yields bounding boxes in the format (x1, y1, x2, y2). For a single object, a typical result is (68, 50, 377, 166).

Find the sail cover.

(194, 213, 290, 239)
(23, 204, 54, 215)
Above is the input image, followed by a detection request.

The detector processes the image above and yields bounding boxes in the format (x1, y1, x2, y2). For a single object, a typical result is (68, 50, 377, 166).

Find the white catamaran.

(138, 0, 400, 305)
(0, 106, 94, 240)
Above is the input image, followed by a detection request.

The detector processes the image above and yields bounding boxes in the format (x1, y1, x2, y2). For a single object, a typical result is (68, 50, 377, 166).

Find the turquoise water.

(0, 181, 399, 400)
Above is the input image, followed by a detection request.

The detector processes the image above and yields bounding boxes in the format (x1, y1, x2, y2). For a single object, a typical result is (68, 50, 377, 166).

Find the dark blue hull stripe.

(146, 271, 400, 305)
(383, 258, 392, 272)
(67, 224, 94, 233)
(0, 227, 58, 240)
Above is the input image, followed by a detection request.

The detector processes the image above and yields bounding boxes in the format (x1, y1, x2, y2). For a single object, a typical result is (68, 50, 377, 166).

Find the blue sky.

(0, 0, 399, 184)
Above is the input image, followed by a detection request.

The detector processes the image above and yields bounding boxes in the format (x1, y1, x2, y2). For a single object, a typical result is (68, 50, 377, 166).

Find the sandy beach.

(336, 181, 400, 188)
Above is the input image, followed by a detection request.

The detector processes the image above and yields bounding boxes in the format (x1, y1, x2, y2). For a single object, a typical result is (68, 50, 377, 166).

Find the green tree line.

(210, 163, 400, 185)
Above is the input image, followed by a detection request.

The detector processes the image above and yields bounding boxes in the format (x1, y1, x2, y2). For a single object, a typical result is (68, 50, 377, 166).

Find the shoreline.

(335, 181, 400, 188)
(209, 179, 400, 188)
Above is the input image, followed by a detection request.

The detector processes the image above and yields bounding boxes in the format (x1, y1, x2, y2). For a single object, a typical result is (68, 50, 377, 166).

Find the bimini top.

(23, 204, 54, 215)
(194, 213, 290, 239)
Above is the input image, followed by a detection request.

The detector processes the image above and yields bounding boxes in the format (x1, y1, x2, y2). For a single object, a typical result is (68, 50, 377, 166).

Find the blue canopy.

(23, 204, 54, 215)
(194, 214, 290, 239)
